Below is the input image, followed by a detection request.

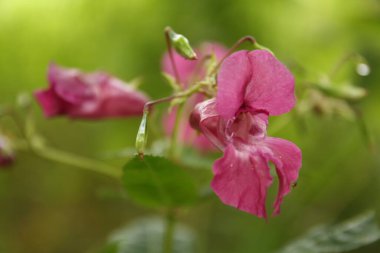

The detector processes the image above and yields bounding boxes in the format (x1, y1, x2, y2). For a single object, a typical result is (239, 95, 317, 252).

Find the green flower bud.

(135, 108, 149, 157)
(166, 27, 197, 60)
(316, 81, 367, 101)
(338, 84, 367, 100)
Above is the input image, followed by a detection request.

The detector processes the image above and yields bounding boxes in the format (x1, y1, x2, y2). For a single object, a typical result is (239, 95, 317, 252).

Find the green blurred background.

(0, 0, 380, 252)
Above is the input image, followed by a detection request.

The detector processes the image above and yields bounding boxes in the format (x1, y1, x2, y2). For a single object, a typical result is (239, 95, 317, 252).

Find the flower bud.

(135, 108, 149, 157)
(34, 64, 149, 119)
(189, 107, 201, 131)
(316, 81, 367, 101)
(339, 85, 367, 100)
(167, 28, 197, 60)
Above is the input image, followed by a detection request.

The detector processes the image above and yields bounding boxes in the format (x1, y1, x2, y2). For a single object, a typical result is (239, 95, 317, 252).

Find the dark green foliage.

(122, 156, 198, 208)
(278, 212, 380, 253)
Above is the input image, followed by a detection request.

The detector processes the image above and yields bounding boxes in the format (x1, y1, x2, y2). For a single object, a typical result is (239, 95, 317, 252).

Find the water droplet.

(356, 63, 370, 76)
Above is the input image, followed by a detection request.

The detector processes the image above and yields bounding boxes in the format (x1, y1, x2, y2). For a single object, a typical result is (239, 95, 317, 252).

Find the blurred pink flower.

(162, 43, 228, 152)
(162, 43, 227, 87)
(0, 134, 14, 167)
(190, 50, 302, 218)
(35, 64, 149, 119)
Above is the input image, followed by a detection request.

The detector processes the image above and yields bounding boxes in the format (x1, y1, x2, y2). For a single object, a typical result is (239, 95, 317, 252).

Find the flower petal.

(211, 144, 273, 218)
(36, 64, 149, 119)
(192, 134, 215, 152)
(49, 64, 102, 104)
(263, 137, 302, 215)
(166, 104, 216, 152)
(98, 77, 148, 116)
(200, 42, 228, 60)
(216, 50, 251, 119)
(67, 77, 148, 118)
(34, 88, 66, 117)
(190, 99, 226, 150)
(245, 50, 296, 116)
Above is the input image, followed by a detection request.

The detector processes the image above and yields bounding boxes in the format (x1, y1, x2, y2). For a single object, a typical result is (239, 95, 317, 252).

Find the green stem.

(161, 85, 190, 253)
(163, 209, 176, 253)
(353, 107, 374, 151)
(9, 106, 122, 179)
(168, 103, 184, 159)
(163, 99, 186, 253)
(30, 143, 121, 179)
(143, 82, 203, 110)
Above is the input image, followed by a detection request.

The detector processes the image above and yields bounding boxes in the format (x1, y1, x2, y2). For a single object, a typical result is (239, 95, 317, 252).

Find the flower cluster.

(32, 34, 301, 218)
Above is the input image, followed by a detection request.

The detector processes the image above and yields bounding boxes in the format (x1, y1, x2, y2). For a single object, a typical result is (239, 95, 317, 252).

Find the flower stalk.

(163, 209, 176, 253)
(168, 103, 184, 159)
(165, 27, 181, 85)
(7, 107, 121, 178)
(210, 36, 256, 75)
(30, 143, 121, 178)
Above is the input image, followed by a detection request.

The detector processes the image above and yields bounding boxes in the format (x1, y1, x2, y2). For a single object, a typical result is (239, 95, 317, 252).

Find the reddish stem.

(165, 27, 181, 86)
(211, 36, 257, 75)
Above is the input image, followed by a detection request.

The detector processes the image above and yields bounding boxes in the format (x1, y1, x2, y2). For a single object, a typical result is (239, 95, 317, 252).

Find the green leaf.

(104, 217, 196, 253)
(99, 243, 119, 253)
(278, 211, 380, 253)
(122, 155, 198, 208)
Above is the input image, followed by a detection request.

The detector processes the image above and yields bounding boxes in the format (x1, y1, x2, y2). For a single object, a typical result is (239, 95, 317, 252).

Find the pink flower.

(0, 134, 14, 167)
(190, 50, 302, 218)
(35, 64, 149, 119)
(162, 43, 228, 152)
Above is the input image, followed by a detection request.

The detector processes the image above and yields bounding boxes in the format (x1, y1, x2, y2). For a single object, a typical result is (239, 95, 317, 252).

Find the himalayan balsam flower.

(0, 134, 14, 167)
(190, 50, 302, 218)
(35, 64, 149, 119)
(162, 43, 228, 152)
